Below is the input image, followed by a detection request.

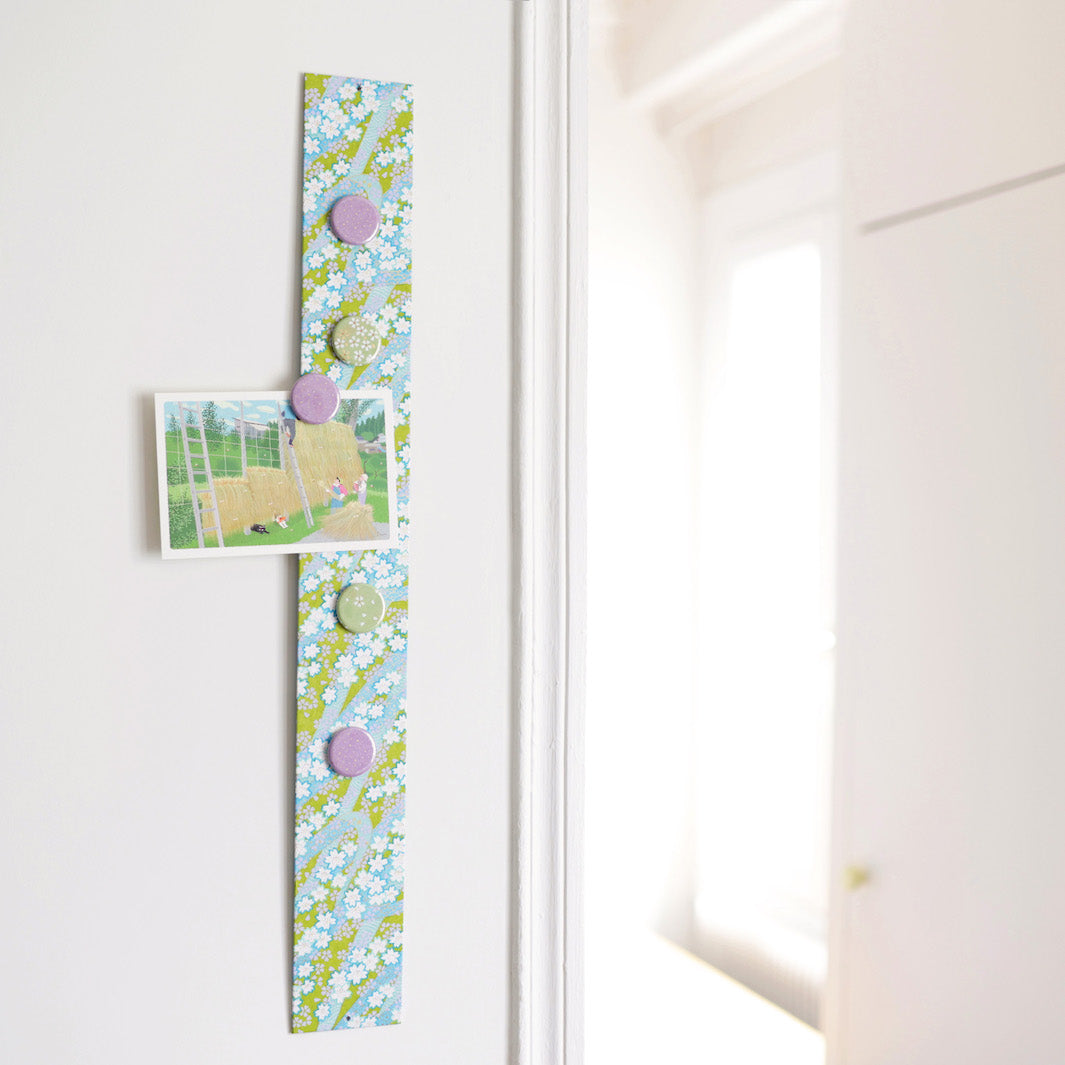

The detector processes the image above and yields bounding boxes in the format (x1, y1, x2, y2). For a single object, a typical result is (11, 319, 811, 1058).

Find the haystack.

(292, 420, 366, 509)
(204, 469, 302, 537)
(205, 421, 366, 537)
(320, 501, 378, 541)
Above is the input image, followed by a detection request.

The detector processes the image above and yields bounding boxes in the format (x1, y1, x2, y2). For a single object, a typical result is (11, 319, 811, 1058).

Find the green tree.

(201, 400, 224, 434)
(358, 410, 385, 440)
(347, 399, 363, 436)
(338, 398, 358, 425)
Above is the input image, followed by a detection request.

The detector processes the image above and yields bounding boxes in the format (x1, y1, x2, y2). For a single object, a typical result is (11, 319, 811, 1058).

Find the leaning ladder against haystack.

(276, 401, 314, 528)
(177, 400, 224, 549)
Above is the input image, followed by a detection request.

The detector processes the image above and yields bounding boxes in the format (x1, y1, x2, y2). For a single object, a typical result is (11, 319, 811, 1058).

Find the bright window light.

(697, 239, 834, 1020)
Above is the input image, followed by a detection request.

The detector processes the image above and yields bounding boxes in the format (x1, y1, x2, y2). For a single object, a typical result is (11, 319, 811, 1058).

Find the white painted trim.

(514, 2, 587, 1064)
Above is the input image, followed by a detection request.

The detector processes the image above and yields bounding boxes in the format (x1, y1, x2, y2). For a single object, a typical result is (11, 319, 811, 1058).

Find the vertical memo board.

(291, 73, 412, 1033)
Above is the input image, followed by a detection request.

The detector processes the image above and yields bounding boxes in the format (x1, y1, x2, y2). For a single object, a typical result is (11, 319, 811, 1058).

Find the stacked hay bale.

(203, 469, 302, 537)
(207, 421, 365, 537)
(320, 501, 377, 540)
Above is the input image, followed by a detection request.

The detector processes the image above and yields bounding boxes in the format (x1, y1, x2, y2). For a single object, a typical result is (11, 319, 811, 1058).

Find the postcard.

(155, 390, 398, 558)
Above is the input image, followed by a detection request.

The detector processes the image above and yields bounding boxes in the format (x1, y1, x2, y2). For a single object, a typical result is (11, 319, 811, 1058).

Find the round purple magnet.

(327, 727, 376, 777)
(290, 373, 340, 424)
(329, 194, 380, 245)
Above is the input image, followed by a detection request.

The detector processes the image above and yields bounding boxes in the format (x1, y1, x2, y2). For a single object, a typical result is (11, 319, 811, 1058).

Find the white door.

(832, 129, 1065, 1065)
(845, 0, 1065, 224)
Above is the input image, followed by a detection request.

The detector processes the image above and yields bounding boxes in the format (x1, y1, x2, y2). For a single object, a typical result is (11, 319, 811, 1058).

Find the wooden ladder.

(177, 401, 225, 548)
(277, 401, 314, 528)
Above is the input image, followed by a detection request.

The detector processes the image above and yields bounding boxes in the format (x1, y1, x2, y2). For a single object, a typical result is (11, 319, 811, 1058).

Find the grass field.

(168, 496, 334, 549)
(220, 504, 333, 548)
(360, 452, 390, 524)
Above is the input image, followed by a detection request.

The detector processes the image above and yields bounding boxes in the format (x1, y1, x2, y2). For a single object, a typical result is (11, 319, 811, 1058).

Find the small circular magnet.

(328, 727, 376, 777)
(336, 582, 386, 633)
(330, 315, 382, 366)
(329, 195, 380, 245)
(290, 373, 340, 424)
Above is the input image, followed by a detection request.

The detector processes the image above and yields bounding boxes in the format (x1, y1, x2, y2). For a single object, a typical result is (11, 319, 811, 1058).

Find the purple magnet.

(290, 373, 340, 424)
(329, 194, 380, 245)
(327, 727, 376, 777)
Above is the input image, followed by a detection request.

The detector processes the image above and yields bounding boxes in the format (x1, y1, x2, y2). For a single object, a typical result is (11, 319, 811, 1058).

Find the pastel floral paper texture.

(293, 73, 412, 1033)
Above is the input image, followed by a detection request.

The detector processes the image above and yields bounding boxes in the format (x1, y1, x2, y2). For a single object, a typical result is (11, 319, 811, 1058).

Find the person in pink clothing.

(330, 476, 346, 509)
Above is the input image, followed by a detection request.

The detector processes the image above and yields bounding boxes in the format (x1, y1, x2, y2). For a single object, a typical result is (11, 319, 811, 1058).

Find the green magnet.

(336, 582, 386, 634)
(330, 314, 382, 366)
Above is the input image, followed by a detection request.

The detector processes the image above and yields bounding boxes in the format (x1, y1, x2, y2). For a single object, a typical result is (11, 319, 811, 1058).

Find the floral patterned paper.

(292, 73, 412, 1033)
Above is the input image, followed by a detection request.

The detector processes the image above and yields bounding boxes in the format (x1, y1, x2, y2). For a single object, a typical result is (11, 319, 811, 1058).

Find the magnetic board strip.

(291, 72, 412, 1033)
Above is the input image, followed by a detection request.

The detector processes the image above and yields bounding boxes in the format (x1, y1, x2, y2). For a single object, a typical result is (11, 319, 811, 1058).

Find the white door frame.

(514, 1, 587, 1063)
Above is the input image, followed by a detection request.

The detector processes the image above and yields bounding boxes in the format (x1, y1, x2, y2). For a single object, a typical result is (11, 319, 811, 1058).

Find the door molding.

(514, 1, 587, 1063)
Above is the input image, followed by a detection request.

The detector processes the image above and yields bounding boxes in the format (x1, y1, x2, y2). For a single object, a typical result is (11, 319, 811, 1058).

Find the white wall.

(586, 40, 699, 946)
(615, 0, 787, 97)
(688, 60, 840, 196)
(0, 3, 515, 1064)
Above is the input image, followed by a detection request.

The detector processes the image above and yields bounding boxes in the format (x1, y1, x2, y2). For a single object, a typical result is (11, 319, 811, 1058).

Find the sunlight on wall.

(588, 9, 837, 1059)
(696, 240, 833, 1024)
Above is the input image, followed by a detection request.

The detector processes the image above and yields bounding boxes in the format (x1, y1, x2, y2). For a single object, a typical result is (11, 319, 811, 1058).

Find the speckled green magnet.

(336, 582, 386, 633)
(331, 314, 382, 365)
